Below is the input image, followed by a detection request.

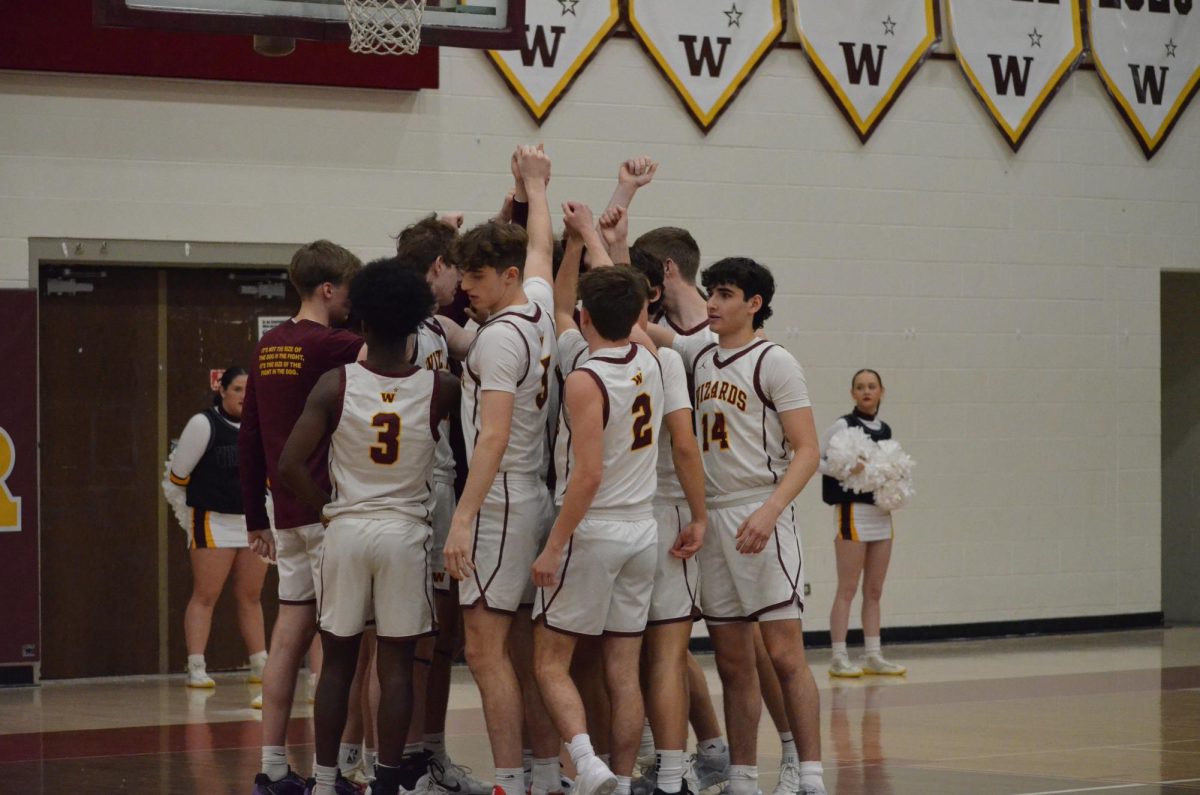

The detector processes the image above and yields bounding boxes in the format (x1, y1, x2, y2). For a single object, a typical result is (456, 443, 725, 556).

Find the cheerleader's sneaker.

(186, 662, 216, 689)
(251, 693, 263, 709)
(828, 654, 862, 678)
(249, 654, 268, 684)
(861, 653, 906, 676)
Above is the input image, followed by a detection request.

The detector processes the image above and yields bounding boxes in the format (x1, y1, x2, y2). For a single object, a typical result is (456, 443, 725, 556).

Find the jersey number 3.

(370, 413, 401, 465)
(631, 394, 654, 451)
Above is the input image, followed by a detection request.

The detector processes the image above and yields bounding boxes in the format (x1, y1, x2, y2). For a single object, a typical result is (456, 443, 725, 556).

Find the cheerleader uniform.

(164, 405, 247, 548)
(820, 409, 894, 543)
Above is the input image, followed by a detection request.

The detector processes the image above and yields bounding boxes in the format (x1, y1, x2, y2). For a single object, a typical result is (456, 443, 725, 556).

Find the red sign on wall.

(0, 291, 40, 670)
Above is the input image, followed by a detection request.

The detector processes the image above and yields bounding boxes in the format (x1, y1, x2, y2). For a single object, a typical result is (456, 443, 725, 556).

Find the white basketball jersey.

(557, 343, 663, 517)
(325, 363, 439, 523)
(654, 347, 694, 502)
(691, 339, 811, 498)
(525, 278, 560, 485)
(412, 319, 455, 485)
(461, 301, 549, 476)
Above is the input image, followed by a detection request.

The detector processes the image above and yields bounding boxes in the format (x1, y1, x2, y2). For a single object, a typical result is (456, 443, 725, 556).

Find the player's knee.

(189, 589, 220, 609)
(863, 582, 885, 603)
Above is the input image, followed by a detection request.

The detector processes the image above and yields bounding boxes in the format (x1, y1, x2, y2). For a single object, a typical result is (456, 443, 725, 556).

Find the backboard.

(95, 0, 526, 49)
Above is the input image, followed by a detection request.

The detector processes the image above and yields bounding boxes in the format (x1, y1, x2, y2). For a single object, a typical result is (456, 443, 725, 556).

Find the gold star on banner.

(724, 3, 743, 28)
(558, 0, 579, 16)
(1165, 39, 1178, 58)
(1029, 28, 1043, 48)
(882, 16, 896, 36)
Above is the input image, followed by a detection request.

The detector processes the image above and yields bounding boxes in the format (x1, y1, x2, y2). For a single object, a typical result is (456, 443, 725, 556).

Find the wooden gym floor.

(2, 627, 1200, 794)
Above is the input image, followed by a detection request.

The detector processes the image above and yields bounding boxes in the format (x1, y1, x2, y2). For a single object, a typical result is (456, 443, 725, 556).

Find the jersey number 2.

(631, 394, 654, 451)
(370, 413, 401, 465)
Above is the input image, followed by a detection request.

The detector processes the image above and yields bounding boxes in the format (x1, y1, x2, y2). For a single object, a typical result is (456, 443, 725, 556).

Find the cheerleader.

(163, 367, 268, 688)
(821, 369, 906, 677)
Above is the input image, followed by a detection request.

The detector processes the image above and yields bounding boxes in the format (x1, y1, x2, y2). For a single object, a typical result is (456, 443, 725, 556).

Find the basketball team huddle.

(242, 146, 834, 795)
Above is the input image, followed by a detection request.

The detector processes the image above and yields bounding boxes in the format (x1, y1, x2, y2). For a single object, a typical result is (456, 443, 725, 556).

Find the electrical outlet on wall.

(804, 583, 811, 597)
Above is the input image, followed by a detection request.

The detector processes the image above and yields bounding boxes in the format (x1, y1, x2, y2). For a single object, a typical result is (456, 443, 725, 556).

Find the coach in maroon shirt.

(239, 240, 364, 795)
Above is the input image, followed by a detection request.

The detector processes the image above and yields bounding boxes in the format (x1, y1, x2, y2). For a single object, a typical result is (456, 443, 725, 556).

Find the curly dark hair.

(578, 267, 647, 342)
(349, 257, 434, 344)
(452, 221, 527, 275)
(701, 257, 775, 330)
(395, 213, 458, 273)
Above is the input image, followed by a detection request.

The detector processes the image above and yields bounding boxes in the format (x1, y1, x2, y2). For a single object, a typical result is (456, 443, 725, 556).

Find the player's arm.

(435, 371, 462, 423)
(605, 156, 658, 214)
(518, 145, 554, 287)
(644, 323, 675, 350)
(735, 406, 820, 555)
(444, 390, 514, 580)
(598, 205, 630, 266)
(532, 371, 604, 587)
(555, 227, 584, 334)
(665, 408, 707, 559)
(168, 413, 210, 485)
(238, 370, 274, 553)
(562, 201, 614, 270)
(277, 369, 342, 520)
(435, 314, 476, 360)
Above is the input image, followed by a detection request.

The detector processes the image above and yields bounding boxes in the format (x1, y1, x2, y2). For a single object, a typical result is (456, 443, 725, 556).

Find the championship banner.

(487, 0, 621, 124)
(791, 0, 940, 142)
(627, 0, 784, 132)
(1088, 0, 1200, 159)
(949, 0, 1083, 152)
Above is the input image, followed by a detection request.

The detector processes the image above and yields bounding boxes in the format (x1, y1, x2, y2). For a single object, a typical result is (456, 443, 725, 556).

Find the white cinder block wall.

(3, 38, 1197, 632)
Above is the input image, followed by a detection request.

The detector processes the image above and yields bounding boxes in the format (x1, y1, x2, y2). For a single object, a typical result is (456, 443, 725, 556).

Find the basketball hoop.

(343, 0, 426, 55)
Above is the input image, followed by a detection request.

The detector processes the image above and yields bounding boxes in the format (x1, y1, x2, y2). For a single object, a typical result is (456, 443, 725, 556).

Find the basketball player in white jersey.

(649, 258, 826, 795)
(442, 145, 556, 795)
(277, 258, 459, 795)
(392, 215, 498, 795)
(555, 205, 709, 795)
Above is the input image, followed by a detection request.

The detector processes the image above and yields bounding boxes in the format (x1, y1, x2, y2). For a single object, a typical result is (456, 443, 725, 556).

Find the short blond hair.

(288, 240, 362, 296)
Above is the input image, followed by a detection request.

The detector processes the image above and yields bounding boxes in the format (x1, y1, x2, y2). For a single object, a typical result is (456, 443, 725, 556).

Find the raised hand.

(562, 201, 595, 240)
(618, 156, 658, 189)
(518, 144, 552, 187)
(598, 205, 628, 248)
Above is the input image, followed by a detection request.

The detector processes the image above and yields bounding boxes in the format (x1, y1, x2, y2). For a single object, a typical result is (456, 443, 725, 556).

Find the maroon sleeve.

(511, 199, 529, 229)
(323, 328, 365, 368)
(237, 366, 271, 533)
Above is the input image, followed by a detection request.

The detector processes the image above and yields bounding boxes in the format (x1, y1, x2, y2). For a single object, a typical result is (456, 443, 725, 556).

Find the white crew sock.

(249, 650, 268, 676)
(532, 757, 560, 795)
(799, 761, 824, 792)
(727, 765, 758, 795)
(424, 732, 448, 764)
(698, 737, 728, 759)
(864, 636, 882, 655)
(495, 767, 525, 795)
(338, 742, 362, 771)
(568, 734, 596, 767)
(779, 731, 797, 764)
(187, 654, 206, 671)
(656, 750, 685, 794)
(830, 642, 848, 657)
(261, 746, 289, 781)
(615, 775, 632, 795)
(639, 719, 655, 758)
(313, 762, 338, 795)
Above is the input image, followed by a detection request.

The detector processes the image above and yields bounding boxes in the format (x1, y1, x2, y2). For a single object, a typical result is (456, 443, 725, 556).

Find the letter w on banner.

(950, 0, 1083, 152)
(487, 0, 621, 124)
(627, 0, 784, 132)
(1089, 0, 1200, 159)
(791, 0, 940, 142)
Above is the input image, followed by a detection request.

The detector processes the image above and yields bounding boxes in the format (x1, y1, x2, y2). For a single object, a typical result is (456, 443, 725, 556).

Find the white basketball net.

(344, 0, 426, 55)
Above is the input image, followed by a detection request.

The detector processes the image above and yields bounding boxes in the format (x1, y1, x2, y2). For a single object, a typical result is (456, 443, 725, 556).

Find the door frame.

(29, 238, 302, 676)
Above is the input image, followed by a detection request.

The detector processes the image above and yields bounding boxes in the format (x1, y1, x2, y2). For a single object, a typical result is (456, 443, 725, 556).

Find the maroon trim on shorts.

(475, 473, 510, 598)
(713, 338, 772, 369)
(318, 628, 368, 641)
(602, 628, 646, 637)
(460, 596, 518, 617)
(533, 613, 596, 639)
(538, 536, 575, 615)
(279, 598, 318, 606)
(700, 612, 754, 623)
(746, 595, 805, 620)
(646, 611, 699, 627)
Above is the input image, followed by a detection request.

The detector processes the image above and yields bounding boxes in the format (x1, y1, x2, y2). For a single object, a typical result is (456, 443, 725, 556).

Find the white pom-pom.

(831, 431, 917, 511)
(161, 458, 191, 531)
(825, 426, 876, 483)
